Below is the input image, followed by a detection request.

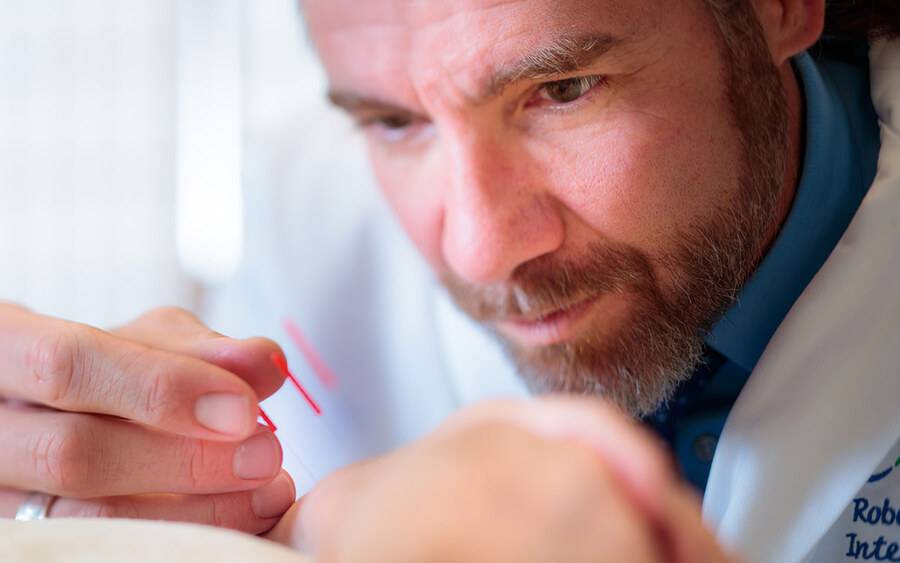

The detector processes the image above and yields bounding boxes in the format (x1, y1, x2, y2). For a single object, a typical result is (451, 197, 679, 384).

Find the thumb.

(265, 458, 379, 554)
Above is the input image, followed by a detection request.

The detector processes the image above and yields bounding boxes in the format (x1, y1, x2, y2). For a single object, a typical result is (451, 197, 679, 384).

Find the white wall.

(0, 0, 192, 327)
(0, 0, 319, 328)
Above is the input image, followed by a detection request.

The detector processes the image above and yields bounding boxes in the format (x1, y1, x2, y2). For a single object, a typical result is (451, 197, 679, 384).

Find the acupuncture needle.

(258, 407, 277, 432)
(265, 351, 344, 482)
(270, 352, 344, 444)
(280, 319, 349, 448)
(283, 319, 339, 390)
(271, 353, 322, 415)
(257, 406, 319, 484)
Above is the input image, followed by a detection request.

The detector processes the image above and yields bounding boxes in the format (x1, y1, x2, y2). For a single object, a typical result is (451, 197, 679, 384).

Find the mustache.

(441, 242, 659, 322)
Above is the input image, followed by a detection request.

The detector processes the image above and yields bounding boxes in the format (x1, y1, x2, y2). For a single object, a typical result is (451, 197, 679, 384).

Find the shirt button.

(692, 433, 719, 463)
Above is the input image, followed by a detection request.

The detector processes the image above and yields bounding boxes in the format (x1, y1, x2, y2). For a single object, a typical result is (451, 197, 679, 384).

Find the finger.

(265, 500, 306, 547)
(0, 307, 260, 440)
(0, 470, 296, 534)
(275, 458, 379, 553)
(113, 307, 287, 400)
(0, 404, 284, 497)
(655, 483, 740, 563)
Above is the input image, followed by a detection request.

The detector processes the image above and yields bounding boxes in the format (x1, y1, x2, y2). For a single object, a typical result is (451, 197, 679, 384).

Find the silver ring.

(15, 492, 58, 521)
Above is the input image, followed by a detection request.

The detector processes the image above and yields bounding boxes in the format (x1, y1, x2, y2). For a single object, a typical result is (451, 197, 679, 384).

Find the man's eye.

(372, 114, 414, 130)
(358, 114, 415, 132)
(536, 75, 605, 105)
(360, 113, 432, 144)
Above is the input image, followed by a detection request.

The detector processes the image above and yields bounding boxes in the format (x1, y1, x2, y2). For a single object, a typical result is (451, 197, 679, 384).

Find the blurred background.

(0, 0, 332, 327)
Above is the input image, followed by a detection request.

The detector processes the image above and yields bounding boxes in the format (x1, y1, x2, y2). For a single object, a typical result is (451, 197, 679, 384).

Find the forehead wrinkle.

(321, 14, 427, 112)
(402, 0, 529, 27)
(403, 2, 534, 110)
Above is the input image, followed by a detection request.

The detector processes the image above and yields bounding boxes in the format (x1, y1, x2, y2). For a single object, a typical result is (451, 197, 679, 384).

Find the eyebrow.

(328, 32, 623, 117)
(485, 32, 622, 98)
(328, 91, 416, 119)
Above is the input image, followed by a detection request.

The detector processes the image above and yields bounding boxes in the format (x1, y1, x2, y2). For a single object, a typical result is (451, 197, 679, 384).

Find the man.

(1, 1, 898, 561)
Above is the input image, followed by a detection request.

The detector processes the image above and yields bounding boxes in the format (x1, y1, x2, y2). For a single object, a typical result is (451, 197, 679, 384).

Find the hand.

(268, 398, 739, 562)
(0, 304, 295, 532)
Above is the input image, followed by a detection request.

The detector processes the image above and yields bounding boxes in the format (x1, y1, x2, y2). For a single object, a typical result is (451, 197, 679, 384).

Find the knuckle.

(140, 362, 175, 423)
(108, 497, 140, 519)
(206, 492, 251, 530)
(72, 497, 141, 520)
(548, 444, 613, 511)
(74, 501, 121, 519)
(439, 400, 524, 437)
(171, 434, 225, 492)
(207, 493, 226, 527)
(119, 350, 181, 425)
(141, 306, 200, 328)
(30, 419, 94, 494)
(183, 438, 211, 491)
(561, 442, 606, 481)
(25, 329, 88, 404)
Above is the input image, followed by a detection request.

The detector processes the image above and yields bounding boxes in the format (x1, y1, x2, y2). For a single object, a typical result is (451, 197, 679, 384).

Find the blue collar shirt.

(646, 42, 882, 492)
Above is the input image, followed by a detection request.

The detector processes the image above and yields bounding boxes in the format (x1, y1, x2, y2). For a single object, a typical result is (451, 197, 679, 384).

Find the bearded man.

(2, 1, 899, 562)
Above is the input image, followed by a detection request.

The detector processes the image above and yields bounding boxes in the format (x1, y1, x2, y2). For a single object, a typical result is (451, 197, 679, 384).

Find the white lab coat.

(703, 41, 900, 562)
(205, 41, 900, 562)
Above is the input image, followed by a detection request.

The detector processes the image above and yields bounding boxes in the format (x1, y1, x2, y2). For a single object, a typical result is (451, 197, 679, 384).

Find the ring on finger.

(15, 491, 58, 521)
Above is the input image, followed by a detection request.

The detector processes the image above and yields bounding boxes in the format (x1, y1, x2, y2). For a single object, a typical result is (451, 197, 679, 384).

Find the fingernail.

(251, 471, 295, 518)
(233, 431, 282, 480)
(194, 393, 251, 436)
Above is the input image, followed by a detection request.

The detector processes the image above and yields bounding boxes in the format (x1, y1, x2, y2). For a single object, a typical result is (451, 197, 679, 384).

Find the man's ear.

(750, 0, 825, 64)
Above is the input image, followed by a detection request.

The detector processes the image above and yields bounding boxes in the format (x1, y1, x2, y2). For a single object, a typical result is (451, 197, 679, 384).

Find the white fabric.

(703, 40, 900, 563)
(803, 439, 900, 562)
(0, 520, 310, 563)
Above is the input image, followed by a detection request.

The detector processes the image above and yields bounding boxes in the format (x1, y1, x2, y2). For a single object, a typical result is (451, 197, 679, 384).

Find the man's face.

(305, 0, 786, 416)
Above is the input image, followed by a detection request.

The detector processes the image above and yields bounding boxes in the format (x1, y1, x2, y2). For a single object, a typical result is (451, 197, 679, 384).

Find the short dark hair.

(825, 0, 900, 39)
(705, 0, 900, 43)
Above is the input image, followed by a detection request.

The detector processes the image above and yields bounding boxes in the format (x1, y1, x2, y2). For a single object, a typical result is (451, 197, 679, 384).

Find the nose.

(440, 130, 565, 285)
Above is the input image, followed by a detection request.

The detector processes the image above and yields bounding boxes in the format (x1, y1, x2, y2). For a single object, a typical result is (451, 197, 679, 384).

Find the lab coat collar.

(703, 40, 900, 563)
